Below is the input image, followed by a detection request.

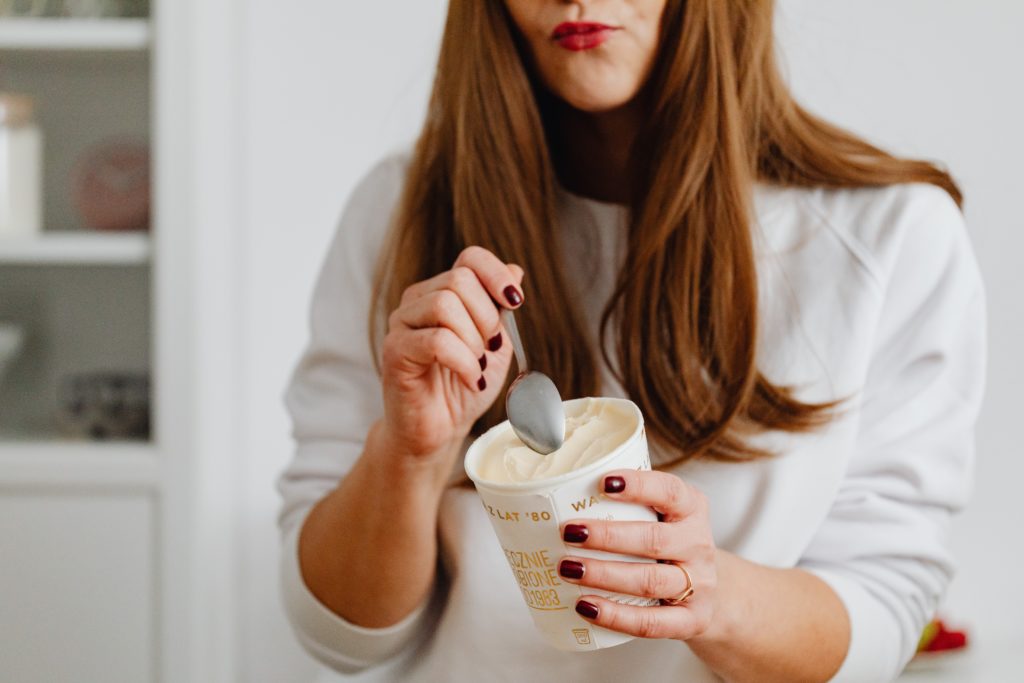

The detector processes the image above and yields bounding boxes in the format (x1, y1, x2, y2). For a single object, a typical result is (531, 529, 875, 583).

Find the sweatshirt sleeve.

(798, 186, 987, 682)
(276, 153, 434, 674)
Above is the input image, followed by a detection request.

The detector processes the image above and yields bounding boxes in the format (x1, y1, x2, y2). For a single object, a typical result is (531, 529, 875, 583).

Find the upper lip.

(551, 22, 617, 40)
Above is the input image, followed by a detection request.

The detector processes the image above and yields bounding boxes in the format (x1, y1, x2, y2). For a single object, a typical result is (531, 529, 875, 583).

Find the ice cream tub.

(464, 397, 659, 651)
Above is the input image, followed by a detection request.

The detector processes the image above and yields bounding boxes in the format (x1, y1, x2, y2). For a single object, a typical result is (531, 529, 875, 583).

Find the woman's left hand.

(558, 469, 719, 641)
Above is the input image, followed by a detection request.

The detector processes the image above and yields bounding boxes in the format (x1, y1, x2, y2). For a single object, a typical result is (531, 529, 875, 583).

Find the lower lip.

(555, 28, 616, 52)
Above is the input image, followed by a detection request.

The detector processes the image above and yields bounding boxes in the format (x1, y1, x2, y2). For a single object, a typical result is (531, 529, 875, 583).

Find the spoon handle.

(501, 308, 528, 372)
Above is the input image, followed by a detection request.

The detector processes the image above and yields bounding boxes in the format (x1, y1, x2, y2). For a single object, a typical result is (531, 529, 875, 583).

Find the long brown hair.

(370, 0, 961, 465)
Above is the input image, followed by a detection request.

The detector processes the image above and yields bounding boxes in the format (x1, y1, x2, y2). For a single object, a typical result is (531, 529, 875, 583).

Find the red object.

(922, 620, 969, 653)
(551, 22, 619, 51)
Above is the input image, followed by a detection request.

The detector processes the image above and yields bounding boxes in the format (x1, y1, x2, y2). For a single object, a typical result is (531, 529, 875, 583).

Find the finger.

(419, 266, 504, 346)
(561, 520, 686, 560)
(385, 327, 482, 391)
(573, 595, 706, 641)
(558, 557, 691, 602)
(394, 290, 486, 359)
(453, 246, 525, 309)
(599, 470, 706, 522)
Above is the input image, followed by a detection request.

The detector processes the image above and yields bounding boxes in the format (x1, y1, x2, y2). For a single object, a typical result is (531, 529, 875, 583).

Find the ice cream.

(477, 398, 638, 484)
(465, 396, 655, 651)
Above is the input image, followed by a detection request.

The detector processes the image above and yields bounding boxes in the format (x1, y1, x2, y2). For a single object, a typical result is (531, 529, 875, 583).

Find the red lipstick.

(551, 22, 618, 51)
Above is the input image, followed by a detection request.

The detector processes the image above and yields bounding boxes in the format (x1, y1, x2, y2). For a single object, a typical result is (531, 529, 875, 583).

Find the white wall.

(237, 2, 1024, 680)
(777, 0, 1024, 647)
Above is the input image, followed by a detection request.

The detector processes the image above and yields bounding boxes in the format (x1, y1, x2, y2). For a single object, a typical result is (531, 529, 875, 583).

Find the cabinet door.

(0, 492, 155, 683)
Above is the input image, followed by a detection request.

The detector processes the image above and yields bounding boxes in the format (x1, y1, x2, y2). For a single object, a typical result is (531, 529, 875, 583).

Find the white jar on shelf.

(0, 93, 42, 238)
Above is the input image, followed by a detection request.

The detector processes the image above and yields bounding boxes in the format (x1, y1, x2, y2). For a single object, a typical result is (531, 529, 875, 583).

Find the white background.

(237, 2, 1024, 680)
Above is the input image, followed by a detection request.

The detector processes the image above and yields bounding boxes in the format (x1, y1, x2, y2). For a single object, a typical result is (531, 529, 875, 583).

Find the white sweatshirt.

(277, 153, 986, 683)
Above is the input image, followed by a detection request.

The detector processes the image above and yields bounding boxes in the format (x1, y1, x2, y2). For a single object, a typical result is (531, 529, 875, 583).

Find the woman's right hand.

(378, 246, 525, 462)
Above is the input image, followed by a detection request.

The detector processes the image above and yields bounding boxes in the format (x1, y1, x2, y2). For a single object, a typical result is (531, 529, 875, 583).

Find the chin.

(555, 82, 640, 113)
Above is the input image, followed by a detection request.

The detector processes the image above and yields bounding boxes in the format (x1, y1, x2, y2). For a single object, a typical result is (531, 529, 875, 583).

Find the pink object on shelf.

(72, 140, 151, 232)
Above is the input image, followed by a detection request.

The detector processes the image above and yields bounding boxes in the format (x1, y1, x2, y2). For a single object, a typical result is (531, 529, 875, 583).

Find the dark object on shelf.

(113, 0, 149, 18)
(0, 1, 56, 17)
(0, 322, 25, 390)
(59, 371, 149, 440)
(0, 0, 149, 17)
(72, 139, 150, 232)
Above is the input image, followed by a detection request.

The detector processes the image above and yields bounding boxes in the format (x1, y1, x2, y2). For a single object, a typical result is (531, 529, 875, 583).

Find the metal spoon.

(501, 308, 565, 454)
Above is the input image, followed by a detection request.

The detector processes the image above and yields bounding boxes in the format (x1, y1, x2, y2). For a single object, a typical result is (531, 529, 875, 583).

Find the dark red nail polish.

(563, 524, 588, 544)
(487, 333, 503, 352)
(604, 476, 626, 494)
(503, 285, 523, 307)
(479, 355, 487, 371)
(477, 376, 487, 391)
(575, 600, 599, 619)
(559, 560, 585, 580)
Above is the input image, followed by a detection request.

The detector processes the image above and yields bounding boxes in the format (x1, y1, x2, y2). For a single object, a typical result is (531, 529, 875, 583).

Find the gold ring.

(660, 562, 695, 606)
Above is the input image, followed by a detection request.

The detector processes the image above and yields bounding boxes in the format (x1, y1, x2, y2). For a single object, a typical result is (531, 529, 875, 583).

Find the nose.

(562, 1, 589, 17)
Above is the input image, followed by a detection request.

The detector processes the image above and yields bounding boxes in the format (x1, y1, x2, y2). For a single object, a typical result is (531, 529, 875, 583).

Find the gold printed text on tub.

(483, 502, 552, 523)
(502, 547, 566, 611)
(504, 549, 556, 570)
(570, 495, 600, 511)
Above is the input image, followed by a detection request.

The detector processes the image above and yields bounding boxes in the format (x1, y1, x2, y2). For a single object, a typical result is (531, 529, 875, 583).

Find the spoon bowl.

(506, 371, 565, 455)
(501, 309, 565, 455)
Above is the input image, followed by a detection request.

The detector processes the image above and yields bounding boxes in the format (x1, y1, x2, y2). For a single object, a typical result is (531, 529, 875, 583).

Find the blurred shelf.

(0, 18, 149, 51)
(0, 232, 151, 265)
(0, 440, 158, 488)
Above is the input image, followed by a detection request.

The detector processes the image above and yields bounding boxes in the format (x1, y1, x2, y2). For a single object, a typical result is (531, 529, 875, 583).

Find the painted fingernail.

(575, 600, 599, 619)
(563, 524, 588, 544)
(604, 476, 626, 494)
(479, 355, 487, 371)
(503, 285, 523, 307)
(477, 376, 487, 391)
(487, 333, 503, 352)
(559, 560, 585, 580)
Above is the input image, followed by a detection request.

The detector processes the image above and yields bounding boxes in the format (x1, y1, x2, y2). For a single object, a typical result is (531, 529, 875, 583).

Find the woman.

(278, 1, 985, 681)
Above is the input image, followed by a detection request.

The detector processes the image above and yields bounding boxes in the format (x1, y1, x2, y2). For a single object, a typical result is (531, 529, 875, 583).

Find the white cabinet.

(0, 491, 156, 683)
(0, 11, 163, 683)
(0, 2, 247, 679)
